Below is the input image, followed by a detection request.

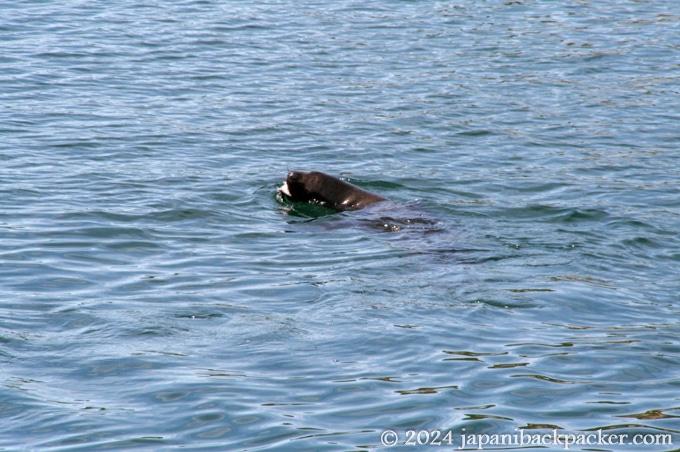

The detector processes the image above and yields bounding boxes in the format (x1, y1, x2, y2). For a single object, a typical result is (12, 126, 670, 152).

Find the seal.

(278, 171, 388, 212)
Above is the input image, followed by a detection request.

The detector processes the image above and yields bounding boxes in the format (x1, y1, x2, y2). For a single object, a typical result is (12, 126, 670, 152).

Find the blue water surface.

(2, 1, 680, 450)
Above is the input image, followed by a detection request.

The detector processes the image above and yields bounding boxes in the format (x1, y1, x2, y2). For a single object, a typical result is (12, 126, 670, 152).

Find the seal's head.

(279, 171, 325, 204)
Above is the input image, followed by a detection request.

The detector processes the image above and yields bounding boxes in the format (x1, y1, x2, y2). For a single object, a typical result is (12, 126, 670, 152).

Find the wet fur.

(279, 171, 387, 212)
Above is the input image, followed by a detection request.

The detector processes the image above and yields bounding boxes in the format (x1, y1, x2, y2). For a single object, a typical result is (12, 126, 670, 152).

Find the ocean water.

(2, 1, 680, 450)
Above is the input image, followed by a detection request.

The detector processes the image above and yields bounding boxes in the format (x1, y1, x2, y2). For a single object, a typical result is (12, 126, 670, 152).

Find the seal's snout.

(278, 179, 292, 198)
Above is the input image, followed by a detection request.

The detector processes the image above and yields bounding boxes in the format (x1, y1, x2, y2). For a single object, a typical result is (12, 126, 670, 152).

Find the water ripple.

(2, 0, 680, 450)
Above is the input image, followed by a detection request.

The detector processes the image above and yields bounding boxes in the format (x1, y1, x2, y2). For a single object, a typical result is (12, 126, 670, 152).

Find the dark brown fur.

(279, 171, 387, 212)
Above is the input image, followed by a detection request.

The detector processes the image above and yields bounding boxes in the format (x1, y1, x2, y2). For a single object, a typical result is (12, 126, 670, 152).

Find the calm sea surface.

(2, 1, 680, 450)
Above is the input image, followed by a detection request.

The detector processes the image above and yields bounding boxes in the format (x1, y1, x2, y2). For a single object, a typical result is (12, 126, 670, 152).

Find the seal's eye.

(288, 171, 302, 182)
